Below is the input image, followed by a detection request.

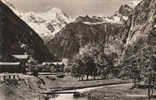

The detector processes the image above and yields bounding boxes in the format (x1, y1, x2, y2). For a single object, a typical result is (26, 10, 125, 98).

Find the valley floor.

(0, 73, 129, 100)
(40, 74, 130, 90)
(85, 83, 156, 100)
(0, 73, 147, 100)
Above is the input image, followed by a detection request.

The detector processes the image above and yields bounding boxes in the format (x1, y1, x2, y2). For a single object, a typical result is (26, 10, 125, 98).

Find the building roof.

(42, 62, 64, 65)
(52, 62, 63, 65)
(12, 55, 28, 60)
(0, 62, 20, 66)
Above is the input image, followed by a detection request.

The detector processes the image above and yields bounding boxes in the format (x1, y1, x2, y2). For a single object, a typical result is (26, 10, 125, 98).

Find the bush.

(57, 74, 65, 78)
(47, 76, 57, 80)
(64, 67, 71, 73)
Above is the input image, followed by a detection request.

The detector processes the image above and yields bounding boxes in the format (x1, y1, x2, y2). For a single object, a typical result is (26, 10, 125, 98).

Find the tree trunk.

(81, 77, 83, 81)
(87, 75, 88, 80)
(93, 74, 96, 80)
(148, 87, 151, 100)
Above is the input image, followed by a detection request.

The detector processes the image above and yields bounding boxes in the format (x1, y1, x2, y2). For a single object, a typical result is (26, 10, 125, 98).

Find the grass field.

(40, 74, 130, 89)
(85, 84, 156, 100)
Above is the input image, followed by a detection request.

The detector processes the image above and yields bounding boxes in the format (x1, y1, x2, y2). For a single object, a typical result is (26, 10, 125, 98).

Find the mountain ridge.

(46, 0, 141, 60)
(0, 0, 54, 62)
(1, 0, 72, 42)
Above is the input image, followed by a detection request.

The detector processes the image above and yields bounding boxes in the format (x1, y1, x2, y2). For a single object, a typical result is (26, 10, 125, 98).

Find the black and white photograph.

(0, 0, 155, 100)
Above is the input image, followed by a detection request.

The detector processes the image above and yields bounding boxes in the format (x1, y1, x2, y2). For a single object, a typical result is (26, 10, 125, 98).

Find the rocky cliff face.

(0, 1, 54, 62)
(118, 4, 133, 17)
(47, 22, 122, 59)
(121, 0, 156, 69)
(106, 0, 142, 24)
(75, 15, 102, 23)
(123, 0, 154, 46)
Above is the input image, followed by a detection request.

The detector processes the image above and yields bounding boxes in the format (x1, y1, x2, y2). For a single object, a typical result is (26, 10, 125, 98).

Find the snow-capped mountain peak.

(47, 7, 65, 16)
(102, 0, 142, 24)
(19, 8, 72, 41)
(1, 1, 72, 42)
(75, 0, 142, 24)
(122, 0, 142, 8)
(39, 8, 70, 23)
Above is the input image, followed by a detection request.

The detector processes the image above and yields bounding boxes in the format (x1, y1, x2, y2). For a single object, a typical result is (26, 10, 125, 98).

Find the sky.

(8, 0, 124, 17)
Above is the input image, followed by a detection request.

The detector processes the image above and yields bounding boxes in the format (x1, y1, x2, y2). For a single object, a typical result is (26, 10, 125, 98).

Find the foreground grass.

(0, 74, 46, 100)
(85, 84, 156, 100)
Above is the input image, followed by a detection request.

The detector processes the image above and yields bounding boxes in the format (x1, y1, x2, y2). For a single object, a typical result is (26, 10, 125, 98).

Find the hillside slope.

(0, 1, 54, 62)
(47, 22, 122, 59)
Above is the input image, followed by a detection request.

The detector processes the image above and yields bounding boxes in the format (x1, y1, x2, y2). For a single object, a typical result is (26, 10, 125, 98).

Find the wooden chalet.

(0, 62, 26, 73)
(0, 55, 27, 74)
(12, 54, 28, 62)
(42, 62, 65, 72)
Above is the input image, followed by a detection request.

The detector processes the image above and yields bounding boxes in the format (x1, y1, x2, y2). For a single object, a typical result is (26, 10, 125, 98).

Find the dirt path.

(126, 94, 147, 97)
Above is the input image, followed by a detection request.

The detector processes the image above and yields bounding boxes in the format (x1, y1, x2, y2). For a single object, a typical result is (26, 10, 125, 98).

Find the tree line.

(71, 43, 118, 80)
